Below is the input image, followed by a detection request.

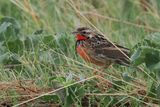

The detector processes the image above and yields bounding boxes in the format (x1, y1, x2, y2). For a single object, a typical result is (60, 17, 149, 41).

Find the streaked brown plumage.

(72, 27, 130, 68)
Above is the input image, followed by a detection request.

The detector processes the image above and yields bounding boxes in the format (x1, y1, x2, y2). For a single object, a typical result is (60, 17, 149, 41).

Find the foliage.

(131, 33, 160, 79)
(131, 33, 160, 103)
(0, 0, 160, 106)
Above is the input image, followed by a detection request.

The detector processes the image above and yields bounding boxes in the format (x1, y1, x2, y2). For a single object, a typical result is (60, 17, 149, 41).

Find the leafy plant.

(131, 33, 160, 103)
(131, 33, 160, 73)
(1, 0, 160, 106)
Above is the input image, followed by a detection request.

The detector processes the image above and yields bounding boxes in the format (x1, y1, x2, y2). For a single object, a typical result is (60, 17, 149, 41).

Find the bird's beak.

(72, 31, 78, 34)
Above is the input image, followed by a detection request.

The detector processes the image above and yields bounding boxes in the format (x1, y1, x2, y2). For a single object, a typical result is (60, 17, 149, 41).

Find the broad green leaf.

(144, 33, 160, 48)
(0, 42, 10, 64)
(156, 84, 160, 100)
(156, 70, 160, 80)
(0, 52, 10, 64)
(0, 22, 11, 33)
(0, 16, 20, 33)
(24, 34, 41, 49)
(0, 42, 6, 52)
(131, 48, 145, 65)
(131, 33, 160, 70)
(154, 62, 160, 70)
(144, 52, 160, 70)
(151, 64, 160, 80)
(7, 39, 23, 53)
(0, 16, 21, 41)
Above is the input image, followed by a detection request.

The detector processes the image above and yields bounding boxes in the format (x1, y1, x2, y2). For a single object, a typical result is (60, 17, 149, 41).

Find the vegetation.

(0, 0, 160, 106)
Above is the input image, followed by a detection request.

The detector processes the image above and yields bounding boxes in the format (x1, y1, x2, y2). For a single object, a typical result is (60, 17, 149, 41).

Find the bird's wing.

(84, 33, 130, 66)
(92, 44, 130, 66)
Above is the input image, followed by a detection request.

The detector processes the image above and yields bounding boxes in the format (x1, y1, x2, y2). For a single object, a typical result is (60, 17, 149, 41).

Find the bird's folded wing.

(93, 46, 130, 65)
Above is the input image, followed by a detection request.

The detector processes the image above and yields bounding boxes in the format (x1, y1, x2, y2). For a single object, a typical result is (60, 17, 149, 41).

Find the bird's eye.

(82, 31, 86, 34)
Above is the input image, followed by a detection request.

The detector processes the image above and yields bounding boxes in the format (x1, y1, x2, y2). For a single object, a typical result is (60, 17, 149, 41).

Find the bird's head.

(72, 27, 94, 41)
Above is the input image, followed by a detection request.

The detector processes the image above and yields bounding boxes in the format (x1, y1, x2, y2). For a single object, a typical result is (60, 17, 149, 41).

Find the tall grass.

(0, 0, 160, 106)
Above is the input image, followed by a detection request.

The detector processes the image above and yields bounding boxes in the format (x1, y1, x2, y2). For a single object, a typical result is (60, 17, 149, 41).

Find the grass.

(0, 0, 160, 106)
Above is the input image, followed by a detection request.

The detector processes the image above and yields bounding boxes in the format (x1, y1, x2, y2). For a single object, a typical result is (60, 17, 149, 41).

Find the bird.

(72, 27, 130, 69)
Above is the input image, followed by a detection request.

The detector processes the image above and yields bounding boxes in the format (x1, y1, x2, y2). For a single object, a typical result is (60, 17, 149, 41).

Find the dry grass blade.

(82, 12, 160, 32)
(12, 76, 97, 107)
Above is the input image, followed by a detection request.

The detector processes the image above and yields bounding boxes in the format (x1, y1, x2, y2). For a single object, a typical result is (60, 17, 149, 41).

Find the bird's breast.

(76, 45, 106, 66)
(76, 45, 90, 62)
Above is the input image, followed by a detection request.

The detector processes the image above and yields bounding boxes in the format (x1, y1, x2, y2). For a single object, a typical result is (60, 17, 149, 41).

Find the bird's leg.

(95, 64, 112, 91)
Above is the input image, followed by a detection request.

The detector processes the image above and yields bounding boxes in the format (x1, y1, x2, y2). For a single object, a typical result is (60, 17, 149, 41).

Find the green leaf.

(144, 33, 160, 48)
(0, 16, 20, 33)
(122, 72, 133, 82)
(0, 42, 10, 64)
(0, 22, 12, 33)
(41, 95, 59, 103)
(132, 46, 160, 66)
(156, 70, 160, 80)
(64, 83, 85, 107)
(49, 76, 66, 103)
(42, 35, 55, 48)
(154, 62, 160, 70)
(39, 51, 59, 65)
(0, 16, 21, 41)
(0, 52, 10, 64)
(24, 34, 41, 49)
(0, 42, 6, 52)
(144, 52, 160, 70)
(0, 41, 21, 64)
(131, 48, 145, 65)
(7, 39, 23, 53)
(131, 33, 160, 71)
(55, 33, 72, 54)
(156, 84, 160, 100)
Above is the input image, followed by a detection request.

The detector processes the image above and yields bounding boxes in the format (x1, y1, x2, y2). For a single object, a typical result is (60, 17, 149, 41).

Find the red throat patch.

(76, 34, 87, 40)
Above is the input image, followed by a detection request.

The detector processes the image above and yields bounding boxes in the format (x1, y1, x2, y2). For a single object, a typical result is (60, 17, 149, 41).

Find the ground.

(0, 0, 160, 107)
